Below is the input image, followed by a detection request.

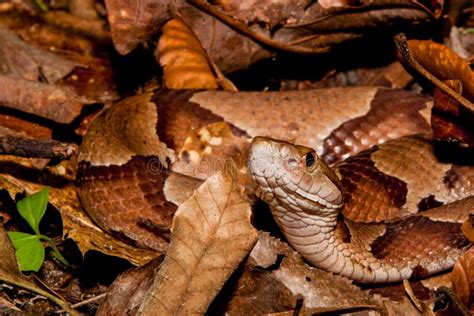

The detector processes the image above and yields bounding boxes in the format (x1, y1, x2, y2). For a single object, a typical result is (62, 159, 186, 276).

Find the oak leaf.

(138, 168, 258, 315)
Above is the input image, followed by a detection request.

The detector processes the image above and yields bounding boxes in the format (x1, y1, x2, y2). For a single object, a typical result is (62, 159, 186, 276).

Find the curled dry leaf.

(0, 174, 157, 266)
(138, 168, 258, 315)
(407, 39, 474, 100)
(451, 248, 474, 310)
(227, 232, 382, 314)
(0, 227, 78, 315)
(158, 17, 219, 90)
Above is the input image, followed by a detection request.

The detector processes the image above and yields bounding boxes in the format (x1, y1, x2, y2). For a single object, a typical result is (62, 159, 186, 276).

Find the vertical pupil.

(306, 153, 315, 168)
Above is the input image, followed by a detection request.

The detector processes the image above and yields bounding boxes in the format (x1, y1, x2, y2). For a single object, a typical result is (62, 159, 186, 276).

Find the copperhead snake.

(76, 87, 474, 283)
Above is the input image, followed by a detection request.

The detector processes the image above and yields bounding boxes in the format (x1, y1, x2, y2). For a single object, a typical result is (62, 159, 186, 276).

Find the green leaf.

(7, 232, 45, 272)
(16, 187, 49, 235)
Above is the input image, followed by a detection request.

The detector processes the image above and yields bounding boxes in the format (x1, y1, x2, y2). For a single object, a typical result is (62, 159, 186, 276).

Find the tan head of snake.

(248, 136, 471, 283)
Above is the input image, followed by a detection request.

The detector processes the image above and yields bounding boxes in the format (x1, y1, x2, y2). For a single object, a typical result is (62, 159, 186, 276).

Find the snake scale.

(76, 87, 474, 283)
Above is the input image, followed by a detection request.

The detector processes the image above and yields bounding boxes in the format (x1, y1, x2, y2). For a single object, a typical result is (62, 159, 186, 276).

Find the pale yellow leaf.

(138, 168, 258, 315)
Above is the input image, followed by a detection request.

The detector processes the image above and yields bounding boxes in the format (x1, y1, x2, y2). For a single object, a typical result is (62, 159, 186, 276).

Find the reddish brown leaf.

(0, 75, 87, 124)
(432, 80, 474, 145)
(105, 0, 169, 55)
(407, 39, 474, 101)
(0, 27, 78, 83)
(451, 249, 474, 311)
(0, 114, 51, 139)
(157, 17, 219, 90)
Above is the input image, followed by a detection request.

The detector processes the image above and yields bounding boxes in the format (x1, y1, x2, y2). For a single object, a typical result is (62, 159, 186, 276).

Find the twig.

(70, 293, 107, 309)
(394, 33, 474, 113)
(186, 0, 330, 54)
(0, 136, 77, 160)
(53, 293, 107, 314)
(285, 2, 425, 28)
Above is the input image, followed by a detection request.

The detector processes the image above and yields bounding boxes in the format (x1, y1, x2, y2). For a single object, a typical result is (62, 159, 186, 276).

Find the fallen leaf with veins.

(0, 173, 157, 266)
(158, 17, 219, 90)
(0, 227, 78, 315)
(227, 232, 382, 314)
(451, 248, 474, 310)
(138, 168, 257, 315)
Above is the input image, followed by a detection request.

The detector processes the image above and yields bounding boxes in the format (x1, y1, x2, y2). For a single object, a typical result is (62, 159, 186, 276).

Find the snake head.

(249, 136, 343, 214)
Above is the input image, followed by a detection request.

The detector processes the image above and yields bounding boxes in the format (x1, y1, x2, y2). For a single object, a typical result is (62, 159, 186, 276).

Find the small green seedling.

(7, 188, 69, 272)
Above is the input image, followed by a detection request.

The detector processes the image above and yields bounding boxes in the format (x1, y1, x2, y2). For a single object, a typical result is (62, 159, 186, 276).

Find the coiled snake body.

(249, 136, 473, 283)
(77, 88, 473, 283)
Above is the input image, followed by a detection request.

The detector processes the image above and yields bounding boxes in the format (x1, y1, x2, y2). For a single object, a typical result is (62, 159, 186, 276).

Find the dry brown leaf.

(227, 232, 382, 314)
(0, 227, 78, 315)
(0, 27, 79, 83)
(431, 79, 474, 145)
(407, 39, 474, 101)
(0, 75, 87, 124)
(0, 173, 157, 266)
(158, 17, 219, 90)
(105, 0, 169, 55)
(97, 256, 164, 315)
(138, 168, 258, 315)
(451, 248, 474, 310)
(461, 215, 474, 242)
(163, 172, 203, 206)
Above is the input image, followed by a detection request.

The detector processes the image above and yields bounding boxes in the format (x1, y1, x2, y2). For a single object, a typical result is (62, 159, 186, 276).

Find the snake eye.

(305, 152, 316, 169)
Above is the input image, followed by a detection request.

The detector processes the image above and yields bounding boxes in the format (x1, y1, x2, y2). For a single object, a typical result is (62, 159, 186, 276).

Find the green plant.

(7, 188, 69, 272)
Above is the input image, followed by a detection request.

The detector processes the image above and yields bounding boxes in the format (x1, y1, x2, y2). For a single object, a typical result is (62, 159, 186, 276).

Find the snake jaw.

(249, 136, 343, 215)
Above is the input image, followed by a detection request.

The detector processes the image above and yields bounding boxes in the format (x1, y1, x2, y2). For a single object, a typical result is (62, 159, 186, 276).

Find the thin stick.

(0, 136, 77, 159)
(186, 0, 330, 54)
(394, 33, 474, 113)
(70, 293, 107, 309)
